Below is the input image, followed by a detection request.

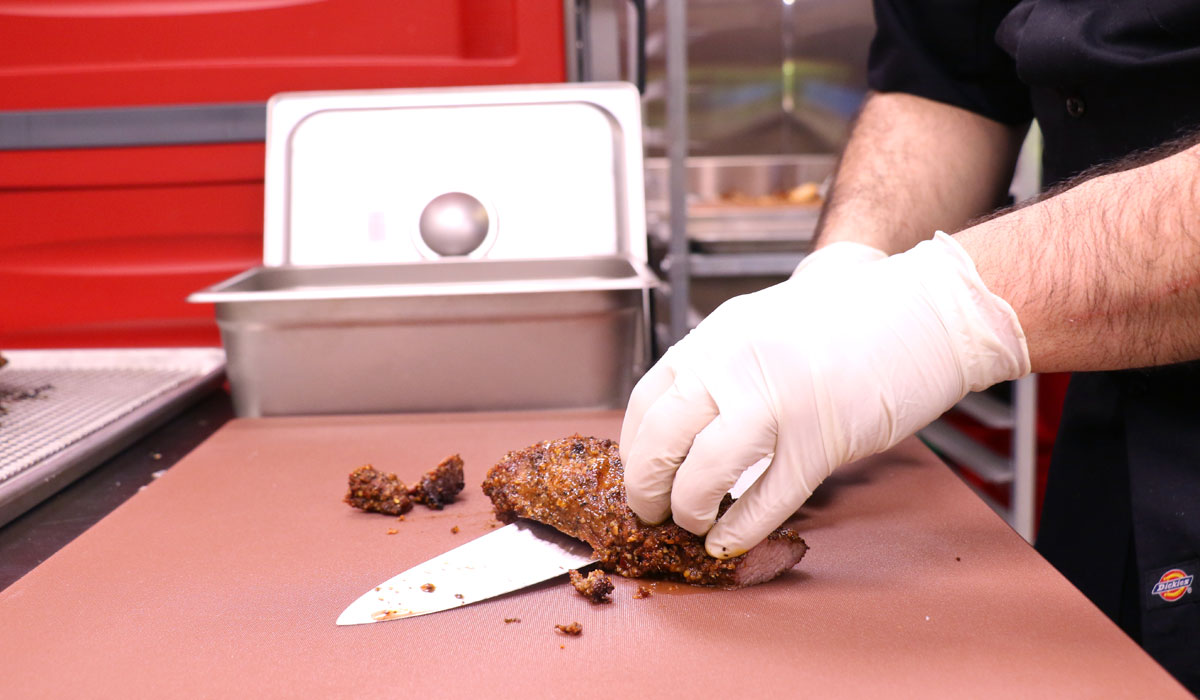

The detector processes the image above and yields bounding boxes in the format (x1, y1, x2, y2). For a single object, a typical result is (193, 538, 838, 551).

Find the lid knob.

(418, 192, 491, 256)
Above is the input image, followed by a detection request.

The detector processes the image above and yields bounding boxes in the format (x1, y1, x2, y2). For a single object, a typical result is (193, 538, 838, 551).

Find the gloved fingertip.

(704, 533, 747, 560)
(625, 492, 671, 527)
(671, 509, 715, 538)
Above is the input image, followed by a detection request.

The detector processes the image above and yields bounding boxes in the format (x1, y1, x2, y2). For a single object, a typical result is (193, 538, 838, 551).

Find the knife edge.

(337, 520, 597, 625)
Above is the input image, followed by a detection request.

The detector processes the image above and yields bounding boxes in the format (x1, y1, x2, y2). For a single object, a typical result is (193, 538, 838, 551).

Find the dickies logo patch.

(1151, 569, 1193, 603)
(1143, 560, 1199, 611)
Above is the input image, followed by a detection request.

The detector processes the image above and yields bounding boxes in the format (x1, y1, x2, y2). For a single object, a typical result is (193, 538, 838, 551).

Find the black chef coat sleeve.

(868, 0, 1033, 125)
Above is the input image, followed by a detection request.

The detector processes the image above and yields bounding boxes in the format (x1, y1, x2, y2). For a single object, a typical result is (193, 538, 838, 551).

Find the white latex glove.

(620, 232, 1029, 558)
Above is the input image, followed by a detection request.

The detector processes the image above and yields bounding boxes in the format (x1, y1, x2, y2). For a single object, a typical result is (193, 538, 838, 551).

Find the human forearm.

(817, 92, 1028, 254)
(958, 142, 1200, 372)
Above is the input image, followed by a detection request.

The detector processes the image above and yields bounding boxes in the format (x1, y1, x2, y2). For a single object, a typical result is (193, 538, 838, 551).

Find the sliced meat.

(569, 569, 614, 604)
(481, 435, 807, 588)
(345, 465, 413, 516)
(408, 454, 465, 509)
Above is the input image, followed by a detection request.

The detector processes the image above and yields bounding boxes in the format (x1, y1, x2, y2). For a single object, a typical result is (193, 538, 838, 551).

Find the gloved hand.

(620, 232, 1029, 558)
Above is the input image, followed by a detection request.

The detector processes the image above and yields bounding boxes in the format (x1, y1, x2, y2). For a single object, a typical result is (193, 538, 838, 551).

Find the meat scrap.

(409, 454, 465, 509)
(344, 455, 465, 515)
(481, 435, 808, 588)
(345, 465, 413, 515)
(555, 622, 583, 636)
(633, 585, 652, 599)
(569, 569, 614, 604)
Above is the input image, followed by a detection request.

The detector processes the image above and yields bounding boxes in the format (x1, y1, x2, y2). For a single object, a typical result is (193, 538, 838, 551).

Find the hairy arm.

(958, 142, 1200, 372)
(816, 91, 1028, 254)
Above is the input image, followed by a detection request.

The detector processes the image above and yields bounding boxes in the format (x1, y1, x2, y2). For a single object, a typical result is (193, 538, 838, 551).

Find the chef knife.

(337, 520, 597, 625)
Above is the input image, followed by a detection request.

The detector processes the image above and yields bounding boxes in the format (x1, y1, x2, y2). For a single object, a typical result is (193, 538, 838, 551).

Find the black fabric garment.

(869, 0, 1200, 692)
(1042, 366, 1200, 691)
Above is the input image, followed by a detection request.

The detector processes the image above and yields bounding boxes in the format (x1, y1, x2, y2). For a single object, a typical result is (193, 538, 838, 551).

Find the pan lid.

(261, 83, 647, 267)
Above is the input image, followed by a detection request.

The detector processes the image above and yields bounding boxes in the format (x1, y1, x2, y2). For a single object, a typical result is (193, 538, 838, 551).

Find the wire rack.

(0, 348, 225, 526)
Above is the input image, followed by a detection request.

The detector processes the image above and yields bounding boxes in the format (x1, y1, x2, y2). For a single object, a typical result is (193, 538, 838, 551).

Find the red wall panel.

(0, 0, 566, 348)
(0, 0, 564, 108)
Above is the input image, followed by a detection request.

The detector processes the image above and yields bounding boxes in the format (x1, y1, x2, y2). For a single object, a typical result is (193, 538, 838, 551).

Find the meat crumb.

(451, 526, 460, 534)
(386, 528, 399, 535)
(397, 515, 406, 522)
(454, 593, 464, 600)
(504, 617, 521, 624)
(345, 455, 465, 516)
(421, 583, 436, 592)
(633, 585, 653, 599)
(345, 465, 413, 515)
(555, 622, 583, 636)
(569, 569, 614, 604)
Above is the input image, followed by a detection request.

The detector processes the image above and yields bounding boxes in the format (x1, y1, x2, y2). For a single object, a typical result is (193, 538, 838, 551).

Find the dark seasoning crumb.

(504, 617, 521, 624)
(0, 383, 53, 419)
(569, 569, 614, 604)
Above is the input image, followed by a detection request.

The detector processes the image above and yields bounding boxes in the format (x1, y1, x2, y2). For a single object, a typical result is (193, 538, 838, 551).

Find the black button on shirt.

(1064, 95, 1085, 118)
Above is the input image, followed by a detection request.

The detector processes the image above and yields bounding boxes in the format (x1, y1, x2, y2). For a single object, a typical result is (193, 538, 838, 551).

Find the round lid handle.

(418, 192, 491, 256)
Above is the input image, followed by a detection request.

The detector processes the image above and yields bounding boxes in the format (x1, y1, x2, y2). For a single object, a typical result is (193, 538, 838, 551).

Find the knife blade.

(336, 520, 597, 625)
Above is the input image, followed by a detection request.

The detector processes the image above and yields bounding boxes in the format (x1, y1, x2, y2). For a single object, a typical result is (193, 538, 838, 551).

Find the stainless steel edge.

(188, 256, 658, 305)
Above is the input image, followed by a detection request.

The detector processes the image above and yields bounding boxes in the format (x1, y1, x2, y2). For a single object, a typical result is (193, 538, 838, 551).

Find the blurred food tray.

(645, 154, 834, 253)
(0, 348, 225, 527)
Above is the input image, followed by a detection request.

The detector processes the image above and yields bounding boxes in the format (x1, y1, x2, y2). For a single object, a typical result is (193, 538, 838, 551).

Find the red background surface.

(0, 0, 566, 347)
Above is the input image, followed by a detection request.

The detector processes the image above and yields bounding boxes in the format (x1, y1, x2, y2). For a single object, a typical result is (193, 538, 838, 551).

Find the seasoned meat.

(569, 569, 614, 604)
(345, 455, 465, 516)
(345, 465, 413, 515)
(481, 435, 808, 588)
(408, 454, 465, 509)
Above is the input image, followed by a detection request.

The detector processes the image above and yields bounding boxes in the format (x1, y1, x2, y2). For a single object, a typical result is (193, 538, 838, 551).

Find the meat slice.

(345, 465, 414, 515)
(481, 435, 807, 588)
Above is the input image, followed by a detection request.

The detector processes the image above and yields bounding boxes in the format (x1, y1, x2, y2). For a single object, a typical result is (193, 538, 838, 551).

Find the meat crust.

(345, 455, 465, 516)
(569, 569, 614, 604)
(409, 454, 465, 509)
(481, 435, 807, 588)
(345, 465, 413, 515)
